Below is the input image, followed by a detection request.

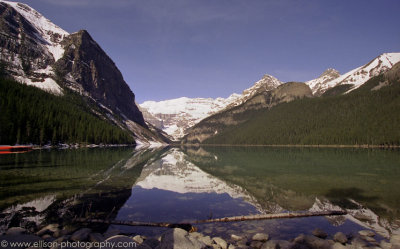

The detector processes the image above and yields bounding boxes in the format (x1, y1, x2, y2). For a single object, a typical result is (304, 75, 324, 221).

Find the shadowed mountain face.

(54, 30, 145, 126)
(0, 1, 165, 144)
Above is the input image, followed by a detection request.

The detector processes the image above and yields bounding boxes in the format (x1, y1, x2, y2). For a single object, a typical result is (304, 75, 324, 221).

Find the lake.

(0, 146, 399, 240)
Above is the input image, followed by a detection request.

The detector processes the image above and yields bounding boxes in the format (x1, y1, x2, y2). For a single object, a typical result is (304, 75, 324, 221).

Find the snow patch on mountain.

(140, 74, 282, 139)
(3, 0, 69, 61)
(140, 95, 241, 139)
(13, 75, 63, 95)
(306, 68, 340, 95)
(307, 53, 400, 95)
(1, 0, 68, 94)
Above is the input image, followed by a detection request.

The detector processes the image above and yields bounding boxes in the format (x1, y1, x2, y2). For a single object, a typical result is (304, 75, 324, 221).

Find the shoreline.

(1, 223, 399, 249)
(177, 143, 400, 149)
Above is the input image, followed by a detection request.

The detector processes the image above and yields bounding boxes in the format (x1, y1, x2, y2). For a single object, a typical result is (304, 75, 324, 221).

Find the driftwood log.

(74, 210, 346, 232)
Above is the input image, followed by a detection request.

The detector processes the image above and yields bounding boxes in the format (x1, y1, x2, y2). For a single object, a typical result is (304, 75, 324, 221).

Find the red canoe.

(0, 145, 33, 154)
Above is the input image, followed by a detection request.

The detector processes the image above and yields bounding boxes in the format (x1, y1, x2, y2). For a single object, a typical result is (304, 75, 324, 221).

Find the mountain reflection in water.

(1, 146, 399, 240)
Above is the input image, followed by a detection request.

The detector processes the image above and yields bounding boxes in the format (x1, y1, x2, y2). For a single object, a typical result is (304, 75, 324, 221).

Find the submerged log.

(194, 210, 347, 224)
(74, 218, 196, 232)
(74, 210, 346, 232)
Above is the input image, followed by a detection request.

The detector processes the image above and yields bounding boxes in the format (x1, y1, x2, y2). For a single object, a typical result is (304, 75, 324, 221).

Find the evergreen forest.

(205, 74, 400, 146)
(0, 76, 135, 145)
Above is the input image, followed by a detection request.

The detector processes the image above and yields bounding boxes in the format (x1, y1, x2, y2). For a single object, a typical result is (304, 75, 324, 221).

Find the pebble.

(250, 240, 264, 249)
(351, 236, 368, 248)
(252, 233, 269, 242)
(42, 234, 52, 240)
(231, 234, 244, 241)
(3, 225, 391, 249)
(312, 228, 328, 239)
(198, 235, 213, 246)
(213, 237, 228, 249)
(189, 232, 203, 239)
(333, 232, 348, 244)
(380, 240, 392, 249)
(390, 234, 400, 245)
(358, 230, 375, 237)
(142, 238, 160, 248)
(89, 233, 105, 242)
(6, 227, 26, 235)
(70, 227, 92, 241)
(362, 235, 376, 243)
(132, 235, 144, 244)
(36, 224, 59, 236)
(158, 228, 205, 249)
(332, 242, 347, 249)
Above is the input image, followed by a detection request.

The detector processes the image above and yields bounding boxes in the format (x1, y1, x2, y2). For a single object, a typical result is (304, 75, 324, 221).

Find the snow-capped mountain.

(0, 0, 167, 144)
(0, 0, 68, 94)
(140, 74, 282, 139)
(306, 53, 400, 95)
(134, 148, 263, 211)
(305, 68, 340, 96)
(228, 74, 282, 108)
(140, 95, 240, 139)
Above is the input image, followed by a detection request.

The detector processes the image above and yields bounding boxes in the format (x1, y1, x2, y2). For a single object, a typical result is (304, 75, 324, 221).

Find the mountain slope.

(0, 76, 135, 145)
(305, 68, 340, 96)
(140, 74, 282, 139)
(201, 63, 400, 145)
(182, 82, 312, 144)
(0, 0, 166, 145)
(306, 53, 400, 95)
(54, 30, 145, 126)
(140, 95, 240, 139)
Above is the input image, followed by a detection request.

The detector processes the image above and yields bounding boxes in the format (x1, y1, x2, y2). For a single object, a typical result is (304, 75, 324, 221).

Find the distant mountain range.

(140, 75, 282, 140)
(0, 0, 168, 145)
(1, 1, 399, 146)
(141, 52, 400, 141)
(183, 58, 400, 145)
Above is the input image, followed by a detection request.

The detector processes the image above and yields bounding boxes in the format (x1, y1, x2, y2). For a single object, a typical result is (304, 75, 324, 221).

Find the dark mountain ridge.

(0, 1, 167, 145)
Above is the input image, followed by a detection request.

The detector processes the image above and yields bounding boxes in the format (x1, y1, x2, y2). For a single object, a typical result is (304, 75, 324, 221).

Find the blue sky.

(15, 0, 400, 102)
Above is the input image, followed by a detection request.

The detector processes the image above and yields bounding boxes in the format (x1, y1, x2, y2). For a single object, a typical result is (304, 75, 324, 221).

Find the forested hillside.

(204, 72, 400, 146)
(0, 76, 135, 145)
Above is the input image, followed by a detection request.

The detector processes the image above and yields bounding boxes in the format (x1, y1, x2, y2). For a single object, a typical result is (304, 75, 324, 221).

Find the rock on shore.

(1, 225, 399, 249)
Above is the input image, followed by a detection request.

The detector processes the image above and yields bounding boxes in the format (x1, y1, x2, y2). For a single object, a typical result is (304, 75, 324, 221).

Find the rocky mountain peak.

(238, 74, 282, 103)
(1, 0, 69, 45)
(249, 74, 282, 92)
(55, 29, 146, 127)
(320, 68, 340, 78)
(307, 52, 400, 96)
(0, 1, 168, 144)
(306, 68, 341, 96)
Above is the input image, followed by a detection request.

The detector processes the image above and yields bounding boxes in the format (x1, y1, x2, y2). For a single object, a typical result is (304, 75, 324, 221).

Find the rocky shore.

(1, 224, 400, 249)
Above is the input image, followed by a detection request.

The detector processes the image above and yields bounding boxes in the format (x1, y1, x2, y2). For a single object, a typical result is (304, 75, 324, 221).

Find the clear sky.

(12, 0, 400, 103)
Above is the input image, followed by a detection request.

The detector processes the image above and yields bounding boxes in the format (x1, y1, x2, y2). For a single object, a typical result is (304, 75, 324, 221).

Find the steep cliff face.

(0, 1, 166, 144)
(183, 82, 312, 143)
(54, 30, 146, 127)
(0, 1, 64, 94)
